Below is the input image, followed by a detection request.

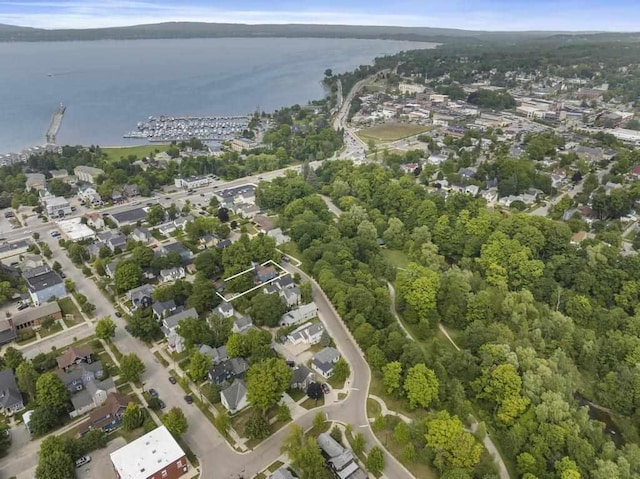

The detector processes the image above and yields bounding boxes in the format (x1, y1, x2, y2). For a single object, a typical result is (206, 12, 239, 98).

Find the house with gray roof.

(162, 307, 198, 354)
(128, 284, 155, 310)
(105, 259, 121, 279)
(208, 358, 248, 385)
(130, 227, 152, 243)
(152, 300, 179, 320)
(280, 302, 318, 327)
(0, 369, 24, 415)
(290, 365, 315, 390)
(311, 347, 341, 378)
(220, 379, 248, 414)
(106, 234, 128, 252)
(280, 286, 301, 308)
(317, 433, 366, 479)
(270, 469, 298, 479)
(287, 322, 325, 346)
(110, 207, 147, 227)
(24, 267, 66, 306)
(232, 316, 253, 334)
(214, 301, 235, 318)
(69, 376, 116, 418)
(199, 344, 228, 365)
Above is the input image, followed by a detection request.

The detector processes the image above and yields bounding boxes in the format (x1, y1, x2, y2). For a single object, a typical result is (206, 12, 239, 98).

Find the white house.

(280, 302, 318, 327)
(287, 322, 325, 345)
(220, 379, 249, 414)
(160, 267, 186, 283)
(311, 347, 341, 378)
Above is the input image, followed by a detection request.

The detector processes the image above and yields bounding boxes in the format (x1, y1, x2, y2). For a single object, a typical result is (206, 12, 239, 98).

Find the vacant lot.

(357, 122, 430, 142)
(102, 144, 169, 162)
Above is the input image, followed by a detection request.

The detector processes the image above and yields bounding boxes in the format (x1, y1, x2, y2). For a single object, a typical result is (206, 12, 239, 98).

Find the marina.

(124, 115, 250, 143)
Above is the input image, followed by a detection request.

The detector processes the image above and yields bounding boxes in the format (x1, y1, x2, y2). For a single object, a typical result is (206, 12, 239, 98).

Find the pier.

(46, 103, 66, 144)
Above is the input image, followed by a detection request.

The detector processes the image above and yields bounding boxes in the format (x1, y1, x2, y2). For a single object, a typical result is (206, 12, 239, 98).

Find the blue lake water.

(0, 37, 435, 153)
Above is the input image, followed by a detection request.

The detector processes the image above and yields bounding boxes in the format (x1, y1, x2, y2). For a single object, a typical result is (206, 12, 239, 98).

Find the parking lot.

(76, 437, 126, 479)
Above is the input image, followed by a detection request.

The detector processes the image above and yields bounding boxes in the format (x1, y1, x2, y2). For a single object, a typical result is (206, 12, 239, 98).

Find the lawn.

(300, 396, 325, 410)
(102, 144, 169, 162)
(381, 249, 410, 269)
(38, 321, 63, 338)
(58, 297, 82, 325)
(357, 123, 431, 142)
(286, 388, 306, 402)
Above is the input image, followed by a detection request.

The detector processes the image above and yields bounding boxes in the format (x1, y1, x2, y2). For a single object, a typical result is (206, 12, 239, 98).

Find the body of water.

(0, 38, 435, 153)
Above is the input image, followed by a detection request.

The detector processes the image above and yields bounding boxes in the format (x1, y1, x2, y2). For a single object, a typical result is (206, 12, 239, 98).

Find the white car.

(75, 456, 91, 468)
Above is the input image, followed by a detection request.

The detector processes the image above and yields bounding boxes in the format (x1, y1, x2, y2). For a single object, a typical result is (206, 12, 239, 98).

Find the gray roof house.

(271, 469, 298, 479)
(214, 302, 235, 319)
(280, 302, 318, 327)
(0, 369, 25, 415)
(24, 267, 66, 306)
(128, 284, 155, 310)
(280, 286, 301, 308)
(220, 379, 249, 414)
(317, 433, 366, 479)
(232, 316, 253, 334)
(152, 300, 179, 320)
(199, 344, 228, 365)
(208, 358, 249, 385)
(162, 307, 198, 354)
(287, 322, 325, 346)
(290, 365, 315, 390)
(56, 361, 105, 392)
(311, 347, 341, 378)
(106, 234, 128, 252)
(130, 227, 152, 243)
(105, 259, 121, 279)
(69, 376, 116, 418)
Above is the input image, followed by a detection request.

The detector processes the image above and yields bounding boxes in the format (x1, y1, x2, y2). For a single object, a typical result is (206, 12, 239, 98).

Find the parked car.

(281, 255, 290, 263)
(17, 303, 28, 311)
(184, 395, 193, 404)
(114, 311, 122, 318)
(158, 400, 166, 409)
(322, 383, 330, 394)
(149, 388, 158, 398)
(75, 456, 91, 468)
(168, 376, 177, 384)
(286, 360, 295, 368)
(59, 272, 66, 279)
(50, 231, 61, 238)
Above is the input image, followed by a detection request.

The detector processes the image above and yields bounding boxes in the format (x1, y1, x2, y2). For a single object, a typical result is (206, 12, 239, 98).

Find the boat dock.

(46, 103, 66, 144)
(124, 115, 249, 142)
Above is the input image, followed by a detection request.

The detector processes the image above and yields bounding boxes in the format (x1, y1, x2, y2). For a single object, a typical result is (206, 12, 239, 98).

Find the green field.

(102, 144, 170, 162)
(357, 122, 430, 142)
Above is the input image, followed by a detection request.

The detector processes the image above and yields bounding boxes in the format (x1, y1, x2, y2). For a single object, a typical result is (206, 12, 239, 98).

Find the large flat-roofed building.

(57, 217, 97, 241)
(24, 267, 66, 306)
(74, 165, 105, 184)
(110, 207, 148, 227)
(110, 425, 188, 479)
(41, 194, 72, 218)
(174, 176, 210, 189)
(0, 240, 29, 261)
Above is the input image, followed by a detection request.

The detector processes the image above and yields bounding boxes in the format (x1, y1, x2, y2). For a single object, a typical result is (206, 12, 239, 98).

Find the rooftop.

(25, 270, 64, 293)
(110, 207, 148, 224)
(110, 426, 185, 479)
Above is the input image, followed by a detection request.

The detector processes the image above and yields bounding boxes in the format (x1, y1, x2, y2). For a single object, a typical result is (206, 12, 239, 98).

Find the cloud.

(0, 0, 638, 31)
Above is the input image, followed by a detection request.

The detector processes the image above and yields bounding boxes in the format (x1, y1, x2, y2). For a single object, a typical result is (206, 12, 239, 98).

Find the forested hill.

(0, 22, 634, 43)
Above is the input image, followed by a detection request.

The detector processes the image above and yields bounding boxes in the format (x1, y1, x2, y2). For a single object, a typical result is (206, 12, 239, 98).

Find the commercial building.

(74, 165, 105, 184)
(110, 207, 148, 227)
(57, 217, 97, 241)
(41, 194, 72, 218)
(0, 240, 29, 262)
(174, 176, 210, 189)
(110, 425, 188, 479)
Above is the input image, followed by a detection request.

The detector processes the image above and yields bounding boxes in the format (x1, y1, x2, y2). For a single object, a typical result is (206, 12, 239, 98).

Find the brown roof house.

(76, 392, 132, 437)
(57, 345, 94, 371)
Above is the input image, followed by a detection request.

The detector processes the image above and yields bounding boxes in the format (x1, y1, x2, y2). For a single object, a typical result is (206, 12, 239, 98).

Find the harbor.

(124, 115, 250, 143)
(45, 103, 66, 144)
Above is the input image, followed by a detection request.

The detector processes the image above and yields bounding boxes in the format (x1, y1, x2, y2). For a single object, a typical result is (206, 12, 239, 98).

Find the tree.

(397, 263, 440, 320)
(351, 432, 366, 455)
(119, 353, 145, 383)
(215, 411, 231, 436)
(300, 282, 313, 304)
(277, 404, 292, 422)
(307, 382, 323, 401)
(4, 346, 24, 369)
(126, 307, 163, 342)
(366, 446, 385, 475)
(176, 316, 214, 349)
(245, 411, 270, 440)
(146, 204, 166, 225)
(403, 363, 439, 409)
(114, 261, 143, 293)
(162, 407, 188, 437)
(393, 421, 411, 445)
(16, 361, 39, 399)
(331, 358, 350, 384)
(0, 420, 10, 455)
(250, 292, 287, 327)
(95, 316, 116, 341)
(28, 405, 63, 436)
(187, 275, 218, 314)
(247, 358, 293, 413)
(35, 449, 75, 479)
(425, 411, 482, 471)
(36, 373, 69, 411)
(131, 246, 154, 268)
(382, 361, 403, 396)
(313, 412, 325, 430)
(280, 424, 327, 479)
(188, 350, 213, 382)
(121, 401, 144, 431)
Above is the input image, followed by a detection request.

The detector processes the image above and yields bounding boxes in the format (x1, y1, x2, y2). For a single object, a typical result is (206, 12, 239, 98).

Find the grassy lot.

(357, 123, 430, 142)
(278, 242, 302, 262)
(153, 351, 169, 367)
(59, 297, 82, 321)
(381, 249, 410, 269)
(108, 426, 146, 444)
(37, 321, 63, 338)
(367, 398, 382, 417)
(369, 372, 426, 421)
(16, 330, 37, 345)
(98, 352, 120, 377)
(102, 144, 169, 162)
(229, 407, 254, 437)
(300, 396, 325, 410)
(286, 388, 305, 402)
(327, 375, 346, 389)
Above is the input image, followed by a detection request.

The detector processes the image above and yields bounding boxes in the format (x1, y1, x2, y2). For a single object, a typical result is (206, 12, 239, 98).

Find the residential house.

(253, 215, 275, 233)
(87, 241, 106, 259)
(271, 469, 298, 479)
(287, 322, 325, 346)
(25, 173, 46, 191)
(173, 215, 193, 230)
(111, 190, 124, 203)
(232, 316, 253, 334)
(215, 239, 232, 250)
(267, 228, 291, 246)
(199, 344, 228, 365)
(237, 203, 260, 219)
(264, 275, 295, 295)
(74, 165, 105, 184)
(199, 233, 218, 249)
(630, 165, 640, 180)
(128, 284, 155, 310)
(290, 365, 315, 390)
(161, 241, 192, 261)
(57, 345, 94, 371)
(105, 259, 121, 279)
(41, 194, 72, 219)
(458, 167, 478, 179)
(255, 264, 277, 283)
(20, 253, 44, 271)
(280, 302, 318, 327)
(130, 227, 152, 243)
(50, 169, 68, 180)
(0, 319, 17, 346)
(110, 207, 147, 227)
(110, 426, 189, 479)
(317, 433, 366, 479)
(57, 361, 105, 392)
(69, 376, 117, 418)
(158, 221, 177, 236)
(76, 392, 131, 436)
(208, 357, 249, 385)
(214, 301, 235, 319)
(152, 300, 179, 321)
(220, 379, 249, 414)
(83, 212, 105, 230)
(23, 267, 66, 305)
(280, 286, 301, 308)
(160, 266, 186, 283)
(162, 307, 198, 354)
(123, 184, 140, 198)
(106, 234, 128, 252)
(0, 369, 25, 415)
(77, 185, 102, 206)
(575, 145, 604, 163)
(311, 347, 341, 378)
(10, 301, 61, 331)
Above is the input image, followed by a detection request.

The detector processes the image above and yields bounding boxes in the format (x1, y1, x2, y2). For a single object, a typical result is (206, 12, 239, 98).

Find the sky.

(0, 0, 638, 32)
